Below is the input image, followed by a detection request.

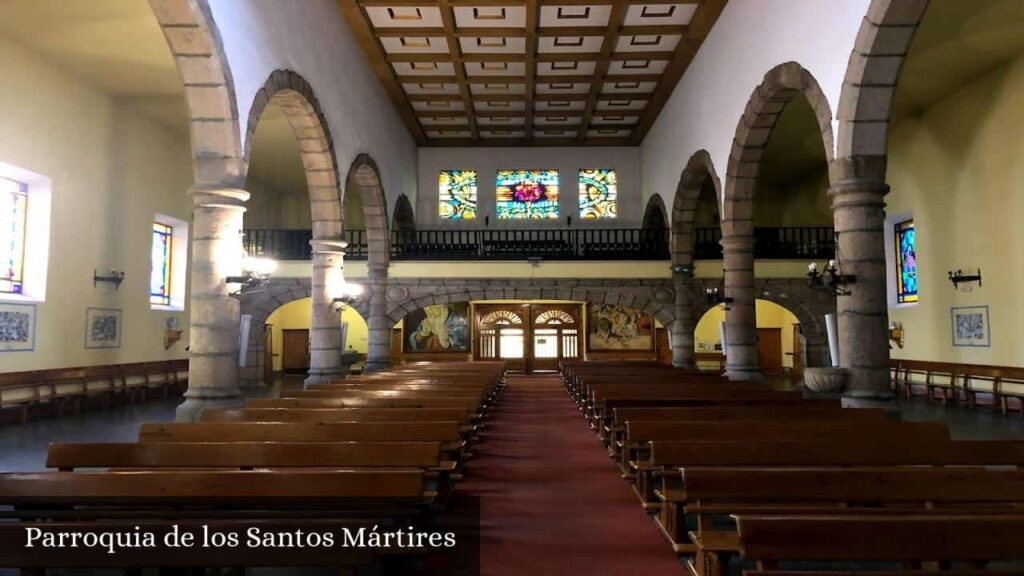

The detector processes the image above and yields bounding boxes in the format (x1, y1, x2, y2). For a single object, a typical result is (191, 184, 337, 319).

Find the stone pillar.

(176, 186, 249, 422)
(721, 233, 762, 381)
(305, 238, 348, 386)
(363, 264, 392, 373)
(670, 270, 696, 369)
(830, 177, 893, 400)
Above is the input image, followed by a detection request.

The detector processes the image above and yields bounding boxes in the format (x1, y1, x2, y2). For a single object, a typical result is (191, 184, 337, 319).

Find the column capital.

(719, 233, 755, 251)
(190, 185, 249, 209)
(828, 177, 889, 199)
(309, 237, 349, 255)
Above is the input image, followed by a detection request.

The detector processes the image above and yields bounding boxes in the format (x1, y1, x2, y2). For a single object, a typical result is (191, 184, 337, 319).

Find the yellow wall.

(887, 53, 1024, 366)
(694, 300, 801, 368)
(264, 298, 369, 372)
(0, 34, 193, 372)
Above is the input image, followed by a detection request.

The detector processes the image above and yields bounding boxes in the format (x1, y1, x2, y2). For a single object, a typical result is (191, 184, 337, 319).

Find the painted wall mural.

(587, 303, 653, 350)
(404, 302, 470, 352)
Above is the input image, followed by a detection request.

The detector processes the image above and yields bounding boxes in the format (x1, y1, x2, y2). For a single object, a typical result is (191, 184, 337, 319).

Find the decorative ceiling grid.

(339, 0, 727, 146)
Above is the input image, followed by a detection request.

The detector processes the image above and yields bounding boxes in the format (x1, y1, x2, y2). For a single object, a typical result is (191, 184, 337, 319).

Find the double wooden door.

(474, 304, 582, 373)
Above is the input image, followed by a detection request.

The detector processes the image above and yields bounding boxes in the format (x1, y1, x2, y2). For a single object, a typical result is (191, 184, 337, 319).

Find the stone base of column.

(175, 395, 244, 422)
(725, 366, 764, 382)
(841, 366, 895, 403)
(362, 359, 392, 373)
(304, 368, 349, 387)
(672, 360, 697, 370)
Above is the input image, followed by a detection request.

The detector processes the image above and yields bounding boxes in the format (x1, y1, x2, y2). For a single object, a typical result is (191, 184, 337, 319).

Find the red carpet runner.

(462, 375, 684, 575)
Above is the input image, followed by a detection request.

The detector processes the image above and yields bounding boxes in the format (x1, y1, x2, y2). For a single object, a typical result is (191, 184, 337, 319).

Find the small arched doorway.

(694, 299, 803, 381)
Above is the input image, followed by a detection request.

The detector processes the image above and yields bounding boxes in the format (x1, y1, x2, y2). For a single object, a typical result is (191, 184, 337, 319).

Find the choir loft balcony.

(242, 227, 836, 262)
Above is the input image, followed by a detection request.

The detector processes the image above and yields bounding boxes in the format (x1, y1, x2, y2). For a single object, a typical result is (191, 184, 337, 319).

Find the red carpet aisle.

(462, 375, 683, 575)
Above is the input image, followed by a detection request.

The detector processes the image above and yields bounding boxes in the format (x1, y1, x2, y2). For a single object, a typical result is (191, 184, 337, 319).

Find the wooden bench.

(646, 439, 1024, 552)
(678, 467, 1024, 576)
(631, 421, 951, 510)
(735, 514, 1024, 574)
(890, 359, 1024, 415)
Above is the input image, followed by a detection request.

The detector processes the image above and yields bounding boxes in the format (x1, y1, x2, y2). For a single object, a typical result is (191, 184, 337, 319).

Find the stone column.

(830, 177, 893, 401)
(176, 186, 249, 422)
(305, 238, 348, 386)
(363, 264, 392, 373)
(721, 233, 762, 381)
(670, 270, 696, 369)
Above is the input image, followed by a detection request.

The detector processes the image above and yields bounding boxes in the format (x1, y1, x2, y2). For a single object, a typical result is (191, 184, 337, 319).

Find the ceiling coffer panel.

(339, 0, 727, 146)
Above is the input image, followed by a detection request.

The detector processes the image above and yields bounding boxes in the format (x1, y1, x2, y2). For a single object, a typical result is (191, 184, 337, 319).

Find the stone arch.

(722, 62, 836, 233)
(392, 193, 416, 233)
(149, 0, 244, 187)
(346, 154, 391, 274)
(642, 195, 668, 231)
(691, 278, 833, 369)
(671, 150, 722, 267)
(836, 0, 930, 179)
(244, 70, 343, 240)
(238, 279, 371, 386)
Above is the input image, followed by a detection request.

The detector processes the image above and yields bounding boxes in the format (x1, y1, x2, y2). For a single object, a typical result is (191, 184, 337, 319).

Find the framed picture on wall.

(85, 307, 122, 349)
(951, 305, 990, 347)
(587, 303, 655, 351)
(0, 302, 37, 352)
(403, 302, 470, 353)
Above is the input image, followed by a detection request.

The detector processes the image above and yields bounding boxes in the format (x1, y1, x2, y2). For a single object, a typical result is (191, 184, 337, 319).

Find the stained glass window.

(438, 170, 477, 219)
(0, 177, 28, 294)
(578, 169, 618, 219)
(895, 219, 918, 303)
(495, 170, 560, 219)
(150, 222, 173, 306)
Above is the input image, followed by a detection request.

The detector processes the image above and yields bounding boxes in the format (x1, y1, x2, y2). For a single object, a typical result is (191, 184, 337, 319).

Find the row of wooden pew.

(0, 361, 505, 572)
(890, 358, 1024, 415)
(560, 360, 1024, 576)
(0, 359, 189, 423)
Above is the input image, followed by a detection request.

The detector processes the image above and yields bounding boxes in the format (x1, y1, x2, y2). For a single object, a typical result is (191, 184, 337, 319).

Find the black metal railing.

(242, 226, 834, 262)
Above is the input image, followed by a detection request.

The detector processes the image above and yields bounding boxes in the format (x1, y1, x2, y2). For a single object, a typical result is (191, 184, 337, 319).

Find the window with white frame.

(150, 213, 188, 311)
(0, 177, 28, 295)
(0, 162, 50, 302)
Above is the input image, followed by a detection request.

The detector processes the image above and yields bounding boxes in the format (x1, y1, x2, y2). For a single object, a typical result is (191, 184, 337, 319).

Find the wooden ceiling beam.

(523, 0, 540, 141)
(576, 0, 629, 142)
(373, 25, 688, 37)
(436, 0, 478, 139)
(423, 136, 633, 147)
(336, 0, 426, 144)
(407, 92, 651, 102)
(628, 0, 728, 144)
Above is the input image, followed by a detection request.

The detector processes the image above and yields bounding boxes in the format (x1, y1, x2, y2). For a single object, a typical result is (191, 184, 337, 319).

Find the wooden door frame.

(529, 303, 583, 373)
(281, 328, 311, 373)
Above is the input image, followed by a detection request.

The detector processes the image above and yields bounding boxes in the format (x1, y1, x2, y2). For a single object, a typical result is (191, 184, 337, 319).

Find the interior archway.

(670, 150, 722, 267)
(264, 297, 369, 378)
(694, 299, 803, 379)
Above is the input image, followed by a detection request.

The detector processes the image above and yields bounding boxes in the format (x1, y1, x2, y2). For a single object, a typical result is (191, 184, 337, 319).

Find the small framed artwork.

(85, 307, 122, 349)
(0, 302, 37, 352)
(951, 305, 990, 348)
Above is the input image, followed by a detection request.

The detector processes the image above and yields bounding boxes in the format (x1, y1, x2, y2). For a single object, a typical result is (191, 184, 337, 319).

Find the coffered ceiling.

(338, 0, 727, 146)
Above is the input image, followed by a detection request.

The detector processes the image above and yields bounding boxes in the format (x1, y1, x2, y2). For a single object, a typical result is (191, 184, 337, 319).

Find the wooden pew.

(735, 514, 1024, 573)
(615, 411, 893, 472)
(203, 407, 475, 424)
(678, 467, 1024, 576)
(630, 421, 951, 510)
(646, 439, 1024, 551)
(590, 390, 808, 431)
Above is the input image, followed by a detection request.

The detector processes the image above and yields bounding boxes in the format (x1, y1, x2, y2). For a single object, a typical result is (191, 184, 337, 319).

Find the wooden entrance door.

(530, 305, 582, 373)
(474, 305, 528, 372)
(756, 328, 784, 377)
(282, 329, 310, 373)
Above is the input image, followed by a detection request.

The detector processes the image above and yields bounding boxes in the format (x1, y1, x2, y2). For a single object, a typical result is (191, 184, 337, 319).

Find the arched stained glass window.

(480, 309, 523, 325)
(894, 219, 917, 303)
(578, 169, 617, 219)
(535, 309, 575, 325)
(439, 170, 477, 219)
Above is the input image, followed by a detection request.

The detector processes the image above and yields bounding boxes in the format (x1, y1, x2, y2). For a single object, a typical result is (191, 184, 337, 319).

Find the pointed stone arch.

(642, 194, 668, 231)
(392, 193, 416, 234)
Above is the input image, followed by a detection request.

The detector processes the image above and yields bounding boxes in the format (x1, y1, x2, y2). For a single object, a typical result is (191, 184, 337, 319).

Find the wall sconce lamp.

(888, 321, 905, 349)
(948, 269, 982, 290)
(331, 282, 365, 311)
(93, 269, 126, 290)
(227, 256, 277, 298)
(807, 260, 855, 296)
(705, 286, 733, 307)
(670, 264, 693, 277)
